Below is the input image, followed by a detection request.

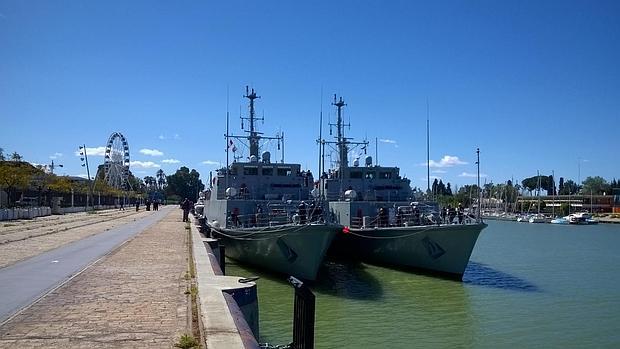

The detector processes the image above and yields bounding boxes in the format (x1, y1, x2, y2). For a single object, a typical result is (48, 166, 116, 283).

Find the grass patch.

(174, 334, 199, 349)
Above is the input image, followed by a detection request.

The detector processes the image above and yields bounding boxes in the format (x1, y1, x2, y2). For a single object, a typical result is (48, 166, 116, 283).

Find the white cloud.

(74, 146, 107, 157)
(459, 172, 487, 178)
(432, 169, 447, 174)
(76, 174, 89, 179)
(158, 135, 165, 140)
(49, 152, 63, 159)
(139, 148, 164, 156)
(201, 160, 220, 166)
(379, 139, 397, 144)
(130, 161, 160, 169)
(174, 133, 181, 140)
(422, 155, 468, 168)
(162, 159, 180, 164)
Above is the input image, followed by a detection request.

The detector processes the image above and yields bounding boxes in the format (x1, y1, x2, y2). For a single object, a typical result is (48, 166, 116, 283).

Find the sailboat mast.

(427, 98, 430, 193)
(225, 87, 230, 192)
(318, 92, 323, 171)
(476, 148, 481, 221)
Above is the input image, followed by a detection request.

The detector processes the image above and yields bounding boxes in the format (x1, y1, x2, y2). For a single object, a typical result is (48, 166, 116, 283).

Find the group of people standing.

(440, 204, 465, 224)
(133, 199, 162, 212)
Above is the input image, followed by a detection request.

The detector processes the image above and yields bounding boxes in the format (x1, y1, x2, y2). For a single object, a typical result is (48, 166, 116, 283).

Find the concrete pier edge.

(190, 221, 260, 349)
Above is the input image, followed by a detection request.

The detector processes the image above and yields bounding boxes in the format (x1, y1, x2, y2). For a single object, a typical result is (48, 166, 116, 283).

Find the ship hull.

(210, 223, 339, 281)
(332, 223, 486, 279)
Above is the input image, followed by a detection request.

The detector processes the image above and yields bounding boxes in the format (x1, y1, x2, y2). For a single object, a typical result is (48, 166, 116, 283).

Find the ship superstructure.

(320, 94, 486, 279)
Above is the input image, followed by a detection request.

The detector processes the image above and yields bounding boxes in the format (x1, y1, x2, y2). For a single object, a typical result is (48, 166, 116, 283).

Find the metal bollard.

(219, 244, 226, 275)
(288, 276, 315, 349)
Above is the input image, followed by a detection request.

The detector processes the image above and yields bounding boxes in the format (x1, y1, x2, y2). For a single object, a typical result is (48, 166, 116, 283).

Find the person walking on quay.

(119, 200, 125, 211)
(135, 201, 140, 212)
(458, 204, 464, 224)
(448, 205, 456, 224)
(440, 206, 447, 224)
(153, 200, 159, 211)
(181, 198, 191, 222)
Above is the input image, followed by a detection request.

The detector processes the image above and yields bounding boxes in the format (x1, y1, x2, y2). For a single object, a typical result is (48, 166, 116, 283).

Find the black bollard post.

(288, 276, 315, 349)
(219, 244, 226, 275)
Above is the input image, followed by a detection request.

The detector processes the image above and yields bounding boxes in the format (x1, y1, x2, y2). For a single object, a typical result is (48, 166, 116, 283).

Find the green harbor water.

(226, 221, 620, 348)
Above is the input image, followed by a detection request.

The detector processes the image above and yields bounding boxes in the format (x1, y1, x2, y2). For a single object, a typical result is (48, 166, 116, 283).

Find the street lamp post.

(79, 145, 94, 210)
(49, 160, 63, 174)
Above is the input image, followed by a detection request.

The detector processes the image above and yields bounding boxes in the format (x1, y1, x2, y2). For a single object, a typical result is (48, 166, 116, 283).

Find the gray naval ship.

(202, 87, 339, 281)
(320, 95, 487, 280)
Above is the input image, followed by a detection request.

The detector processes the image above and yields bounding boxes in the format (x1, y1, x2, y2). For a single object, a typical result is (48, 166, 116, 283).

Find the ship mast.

(226, 86, 284, 162)
(323, 94, 368, 180)
(244, 86, 261, 158)
(334, 95, 348, 176)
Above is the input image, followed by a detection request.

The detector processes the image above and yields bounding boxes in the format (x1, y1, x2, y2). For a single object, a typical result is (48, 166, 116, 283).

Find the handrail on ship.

(226, 206, 326, 228)
(350, 212, 480, 229)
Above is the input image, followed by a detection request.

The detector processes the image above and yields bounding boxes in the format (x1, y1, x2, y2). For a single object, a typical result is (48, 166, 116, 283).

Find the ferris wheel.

(104, 132, 130, 190)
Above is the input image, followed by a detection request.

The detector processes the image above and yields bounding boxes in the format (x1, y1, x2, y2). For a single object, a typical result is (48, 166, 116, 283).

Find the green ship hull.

(335, 223, 487, 279)
(210, 223, 339, 281)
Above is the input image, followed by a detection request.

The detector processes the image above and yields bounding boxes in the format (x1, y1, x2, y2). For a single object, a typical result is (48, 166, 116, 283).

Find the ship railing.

(227, 212, 292, 228)
(350, 212, 440, 229)
(226, 206, 328, 228)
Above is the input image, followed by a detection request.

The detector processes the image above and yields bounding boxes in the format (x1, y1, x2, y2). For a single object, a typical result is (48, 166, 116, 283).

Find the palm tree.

(156, 169, 166, 190)
(10, 152, 22, 162)
(143, 176, 156, 191)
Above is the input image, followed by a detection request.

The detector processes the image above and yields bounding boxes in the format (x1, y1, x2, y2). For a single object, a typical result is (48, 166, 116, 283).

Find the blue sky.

(1, 1, 618, 189)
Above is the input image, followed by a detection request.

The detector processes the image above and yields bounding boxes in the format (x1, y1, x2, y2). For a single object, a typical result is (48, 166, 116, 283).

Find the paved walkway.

(0, 209, 154, 269)
(0, 209, 191, 348)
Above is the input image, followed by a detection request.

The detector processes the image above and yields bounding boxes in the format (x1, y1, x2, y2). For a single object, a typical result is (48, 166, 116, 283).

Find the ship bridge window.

(262, 168, 274, 176)
(380, 172, 392, 179)
(244, 167, 258, 175)
(350, 171, 363, 179)
(277, 168, 292, 176)
(365, 171, 376, 179)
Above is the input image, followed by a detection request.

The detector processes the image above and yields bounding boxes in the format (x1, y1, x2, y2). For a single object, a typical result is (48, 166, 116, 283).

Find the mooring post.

(219, 244, 226, 275)
(288, 276, 315, 349)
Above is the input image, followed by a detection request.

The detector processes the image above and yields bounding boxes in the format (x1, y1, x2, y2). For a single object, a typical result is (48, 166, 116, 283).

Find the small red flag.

(342, 226, 350, 234)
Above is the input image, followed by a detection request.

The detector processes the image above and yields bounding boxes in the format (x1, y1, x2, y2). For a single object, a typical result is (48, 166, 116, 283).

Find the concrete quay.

(0, 207, 261, 348)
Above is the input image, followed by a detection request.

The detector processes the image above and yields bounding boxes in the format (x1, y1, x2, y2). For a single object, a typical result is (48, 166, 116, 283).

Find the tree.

(0, 148, 5, 161)
(581, 176, 610, 195)
(446, 182, 453, 196)
(437, 180, 446, 196)
(559, 177, 565, 194)
(548, 175, 556, 195)
(10, 152, 22, 162)
(165, 166, 204, 201)
(454, 184, 480, 208)
(144, 176, 156, 191)
(0, 161, 38, 206)
(559, 179, 579, 195)
(522, 175, 553, 195)
(431, 178, 438, 197)
(156, 169, 167, 190)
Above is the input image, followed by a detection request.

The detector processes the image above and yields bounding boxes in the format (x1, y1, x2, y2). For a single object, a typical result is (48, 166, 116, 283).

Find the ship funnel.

(365, 156, 373, 167)
(353, 158, 360, 167)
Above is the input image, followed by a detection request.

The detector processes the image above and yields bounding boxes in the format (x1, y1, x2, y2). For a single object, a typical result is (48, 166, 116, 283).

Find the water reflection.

(463, 262, 540, 292)
(313, 260, 383, 300)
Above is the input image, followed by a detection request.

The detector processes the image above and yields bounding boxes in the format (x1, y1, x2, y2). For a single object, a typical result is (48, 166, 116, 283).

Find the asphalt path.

(0, 206, 174, 324)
